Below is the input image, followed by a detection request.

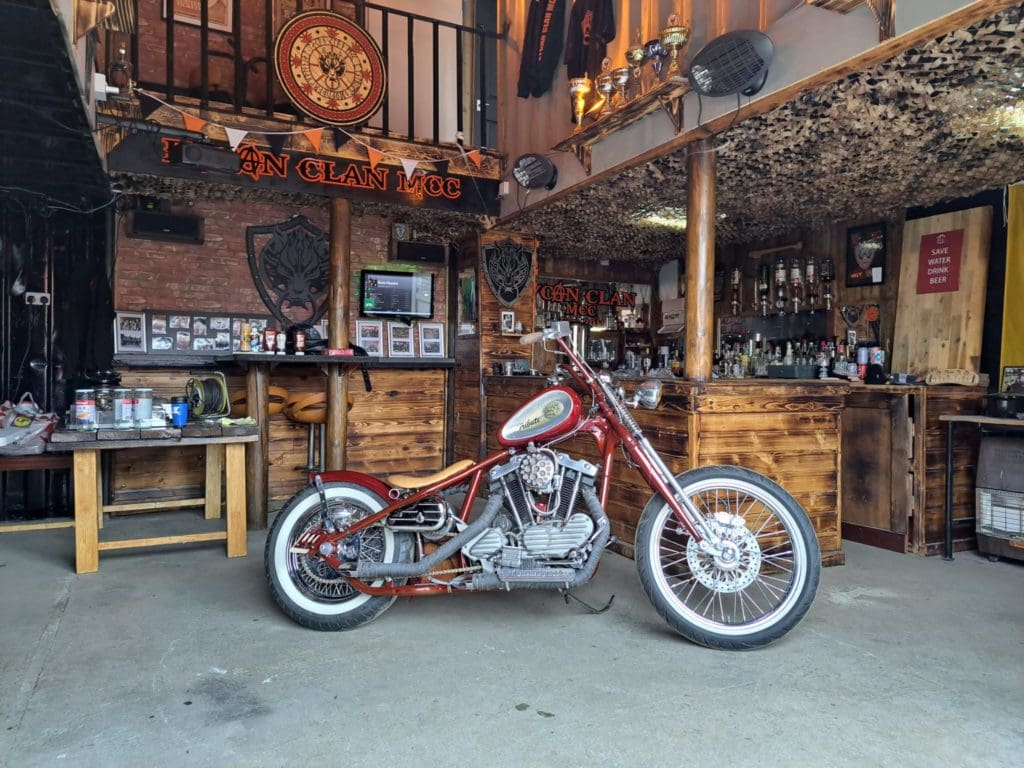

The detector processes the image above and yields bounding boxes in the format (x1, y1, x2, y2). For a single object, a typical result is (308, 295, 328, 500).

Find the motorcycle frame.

(312, 334, 706, 597)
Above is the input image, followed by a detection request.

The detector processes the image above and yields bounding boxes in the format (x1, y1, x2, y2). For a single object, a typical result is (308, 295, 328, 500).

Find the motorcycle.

(265, 322, 821, 649)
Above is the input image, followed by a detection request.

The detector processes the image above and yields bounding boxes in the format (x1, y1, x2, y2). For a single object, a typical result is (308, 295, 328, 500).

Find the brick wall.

(114, 197, 447, 347)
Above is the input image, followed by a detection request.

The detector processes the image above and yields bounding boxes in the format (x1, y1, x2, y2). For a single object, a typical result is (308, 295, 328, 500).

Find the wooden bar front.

(484, 375, 848, 566)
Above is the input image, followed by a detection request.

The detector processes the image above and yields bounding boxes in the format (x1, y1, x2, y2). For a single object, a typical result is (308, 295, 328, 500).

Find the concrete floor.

(0, 513, 1022, 768)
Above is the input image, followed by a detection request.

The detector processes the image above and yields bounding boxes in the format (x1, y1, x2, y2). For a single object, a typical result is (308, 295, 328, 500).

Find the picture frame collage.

(116, 311, 445, 358)
(356, 320, 445, 358)
(115, 310, 275, 355)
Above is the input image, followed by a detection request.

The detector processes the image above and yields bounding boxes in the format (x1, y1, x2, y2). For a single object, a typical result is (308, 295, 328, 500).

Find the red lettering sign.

(916, 229, 963, 294)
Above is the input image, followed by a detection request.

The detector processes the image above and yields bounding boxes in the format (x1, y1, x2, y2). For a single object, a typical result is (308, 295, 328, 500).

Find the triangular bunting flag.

(304, 128, 323, 153)
(466, 149, 482, 169)
(367, 146, 385, 170)
(400, 158, 419, 179)
(224, 127, 248, 150)
(266, 133, 288, 155)
(181, 112, 208, 133)
(138, 91, 162, 119)
(333, 128, 351, 150)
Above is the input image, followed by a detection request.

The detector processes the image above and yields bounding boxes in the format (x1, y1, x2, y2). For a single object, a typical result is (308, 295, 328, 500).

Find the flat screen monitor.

(359, 269, 434, 319)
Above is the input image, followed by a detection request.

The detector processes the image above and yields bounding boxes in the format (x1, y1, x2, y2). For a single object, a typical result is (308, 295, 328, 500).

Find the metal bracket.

(656, 91, 686, 134)
(565, 142, 592, 175)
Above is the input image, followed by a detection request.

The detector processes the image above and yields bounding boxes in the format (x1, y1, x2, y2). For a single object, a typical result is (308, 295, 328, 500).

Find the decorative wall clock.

(274, 11, 387, 126)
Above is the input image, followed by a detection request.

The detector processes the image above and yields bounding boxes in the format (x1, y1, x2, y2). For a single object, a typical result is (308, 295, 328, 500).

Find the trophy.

(643, 39, 668, 85)
(595, 58, 616, 116)
(659, 14, 691, 81)
(569, 76, 592, 131)
(625, 29, 647, 97)
(611, 66, 631, 106)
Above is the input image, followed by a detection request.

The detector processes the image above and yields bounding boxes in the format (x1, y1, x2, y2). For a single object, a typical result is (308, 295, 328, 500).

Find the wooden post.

(245, 361, 269, 529)
(326, 198, 352, 469)
(684, 138, 716, 382)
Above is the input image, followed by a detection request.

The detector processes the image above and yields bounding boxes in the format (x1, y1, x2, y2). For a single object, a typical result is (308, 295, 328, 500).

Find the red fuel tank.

(497, 386, 583, 447)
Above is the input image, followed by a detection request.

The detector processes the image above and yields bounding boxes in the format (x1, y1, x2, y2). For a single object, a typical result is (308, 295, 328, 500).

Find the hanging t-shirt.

(517, 0, 566, 98)
(564, 0, 615, 79)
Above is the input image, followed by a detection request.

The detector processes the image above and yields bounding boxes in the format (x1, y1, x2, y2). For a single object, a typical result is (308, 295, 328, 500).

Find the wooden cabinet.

(841, 384, 985, 555)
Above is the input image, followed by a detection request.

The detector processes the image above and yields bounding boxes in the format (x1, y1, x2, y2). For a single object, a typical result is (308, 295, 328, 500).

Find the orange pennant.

(466, 149, 482, 169)
(181, 112, 208, 133)
(305, 128, 323, 153)
(366, 146, 385, 170)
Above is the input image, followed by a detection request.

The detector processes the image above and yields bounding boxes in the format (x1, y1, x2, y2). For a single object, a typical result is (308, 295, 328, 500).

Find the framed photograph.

(114, 311, 146, 353)
(163, 1, 233, 33)
(419, 323, 445, 357)
(388, 322, 413, 357)
(1001, 366, 1024, 393)
(500, 310, 515, 334)
(457, 268, 478, 336)
(356, 320, 383, 357)
(846, 223, 886, 287)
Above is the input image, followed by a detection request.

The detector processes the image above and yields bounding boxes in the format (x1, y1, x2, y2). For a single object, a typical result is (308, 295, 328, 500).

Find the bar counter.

(484, 374, 850, 566)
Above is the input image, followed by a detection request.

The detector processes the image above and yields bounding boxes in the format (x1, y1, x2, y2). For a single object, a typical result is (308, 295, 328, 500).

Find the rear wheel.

(635, 466, 820, 649)
(265, 481, 412, 631)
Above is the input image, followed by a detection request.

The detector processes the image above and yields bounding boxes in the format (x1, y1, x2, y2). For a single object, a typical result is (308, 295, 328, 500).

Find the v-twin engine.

(463, 449, 600, 571)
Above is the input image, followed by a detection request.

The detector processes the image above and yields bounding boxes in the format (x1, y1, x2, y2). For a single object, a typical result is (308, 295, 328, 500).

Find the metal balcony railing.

(132, 1, 502, 149)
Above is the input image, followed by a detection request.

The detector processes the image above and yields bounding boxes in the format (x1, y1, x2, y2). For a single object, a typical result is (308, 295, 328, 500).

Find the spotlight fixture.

(511, 154, 558, 191)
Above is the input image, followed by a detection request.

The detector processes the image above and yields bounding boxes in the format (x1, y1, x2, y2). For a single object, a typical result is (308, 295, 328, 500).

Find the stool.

(284, 392, 353, 473)
(230, 386, 289, 418)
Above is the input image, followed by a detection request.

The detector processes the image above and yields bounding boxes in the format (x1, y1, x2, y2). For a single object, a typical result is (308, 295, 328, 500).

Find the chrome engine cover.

(521, 513, 594, 558)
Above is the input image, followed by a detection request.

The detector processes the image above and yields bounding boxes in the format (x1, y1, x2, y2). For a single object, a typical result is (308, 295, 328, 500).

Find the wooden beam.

(327, 198, 352, 470)
(246, 361, 269, 529)
(684, 139, 716, 382)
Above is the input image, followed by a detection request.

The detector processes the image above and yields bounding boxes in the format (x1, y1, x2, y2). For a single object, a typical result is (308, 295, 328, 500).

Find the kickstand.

(563, 591, 615, 614)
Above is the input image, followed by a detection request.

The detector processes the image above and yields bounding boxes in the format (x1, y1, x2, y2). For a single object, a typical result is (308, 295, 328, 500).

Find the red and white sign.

(916, 229, 964, 294)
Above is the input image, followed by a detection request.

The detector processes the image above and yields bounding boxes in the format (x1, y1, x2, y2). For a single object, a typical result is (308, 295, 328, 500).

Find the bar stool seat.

(230, 386, 289, 418)
(284, 392, 353, 473)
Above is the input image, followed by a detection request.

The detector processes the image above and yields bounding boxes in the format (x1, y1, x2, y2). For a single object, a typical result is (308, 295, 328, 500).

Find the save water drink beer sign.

(916, 228, 964, 294)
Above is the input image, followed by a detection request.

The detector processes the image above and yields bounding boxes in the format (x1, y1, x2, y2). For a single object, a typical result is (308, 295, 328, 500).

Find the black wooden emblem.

(482, 240, 534, 307)
(246, 215, 329, 326)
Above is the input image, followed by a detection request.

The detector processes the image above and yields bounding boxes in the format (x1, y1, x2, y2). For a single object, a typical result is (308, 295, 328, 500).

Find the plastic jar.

(114, 388, 134, 428)
(170, 395, 189, 427)
(74, 389, 97, 431)
(133, 388, 153, 425)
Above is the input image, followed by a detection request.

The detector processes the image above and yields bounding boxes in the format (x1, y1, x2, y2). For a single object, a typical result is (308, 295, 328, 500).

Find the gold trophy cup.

(595, 58, 616, 116)
(625, 29, 647, 96)
(569, 76, 592, 131)
(660, 14, 691, 81)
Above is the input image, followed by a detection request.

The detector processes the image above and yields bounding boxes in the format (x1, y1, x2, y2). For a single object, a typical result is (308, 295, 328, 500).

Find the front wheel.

(265, 481, 413, 631)
(635, 466, 820, 649)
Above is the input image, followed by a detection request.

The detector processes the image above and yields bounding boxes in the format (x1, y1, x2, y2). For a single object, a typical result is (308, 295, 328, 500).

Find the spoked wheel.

(264, 481, 412, 631)
(635, 466, 820, 649)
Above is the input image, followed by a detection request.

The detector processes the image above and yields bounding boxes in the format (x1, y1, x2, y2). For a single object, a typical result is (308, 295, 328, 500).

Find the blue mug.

(170, 396, 189, 427)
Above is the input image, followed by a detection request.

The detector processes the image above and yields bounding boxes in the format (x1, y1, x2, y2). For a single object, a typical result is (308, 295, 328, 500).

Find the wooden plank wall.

(892, 206, 993, 374)
(691, 381, 847, 564)
(111, 366, 446, 509)
(452, 233, 484, 461)
(478, 231, 539, 372)
(915, 386, 987, 555)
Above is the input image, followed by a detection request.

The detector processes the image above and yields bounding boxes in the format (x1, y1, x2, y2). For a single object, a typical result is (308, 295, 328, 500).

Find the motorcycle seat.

(388, 459, 475, 490)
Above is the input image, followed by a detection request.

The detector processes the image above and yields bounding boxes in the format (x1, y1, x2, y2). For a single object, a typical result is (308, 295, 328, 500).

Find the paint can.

(74, 389, 96, 431)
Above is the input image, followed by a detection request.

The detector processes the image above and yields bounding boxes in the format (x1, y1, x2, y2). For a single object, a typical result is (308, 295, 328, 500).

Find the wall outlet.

(24, 292, 51, 306)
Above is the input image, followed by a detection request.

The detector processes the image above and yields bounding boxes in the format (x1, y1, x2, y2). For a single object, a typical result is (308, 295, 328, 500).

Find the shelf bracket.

(566, 142, 592, 175)
(656, 91, 685, 134)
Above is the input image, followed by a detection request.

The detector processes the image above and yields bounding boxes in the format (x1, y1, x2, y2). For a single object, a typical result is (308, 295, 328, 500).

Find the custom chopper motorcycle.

(265, 322, 820, 649)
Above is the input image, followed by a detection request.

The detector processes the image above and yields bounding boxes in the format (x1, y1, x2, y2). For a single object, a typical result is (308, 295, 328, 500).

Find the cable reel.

(185, 371, 230, 419)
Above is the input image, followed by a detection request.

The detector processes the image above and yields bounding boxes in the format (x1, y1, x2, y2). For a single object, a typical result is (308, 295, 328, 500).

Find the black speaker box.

(167, 142, 241, 173)
(126, 211, 205, 244)
(390, 239, 447, 264)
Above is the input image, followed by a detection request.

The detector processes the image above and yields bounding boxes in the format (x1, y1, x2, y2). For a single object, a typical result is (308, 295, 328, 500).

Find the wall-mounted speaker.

(167, 142, 241, 173)
(126, 211, 205, 244)
(390, 240, 447, 264)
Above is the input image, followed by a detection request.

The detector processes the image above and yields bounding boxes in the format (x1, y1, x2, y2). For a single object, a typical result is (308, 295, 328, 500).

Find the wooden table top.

(939, 413, 1024, 427)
